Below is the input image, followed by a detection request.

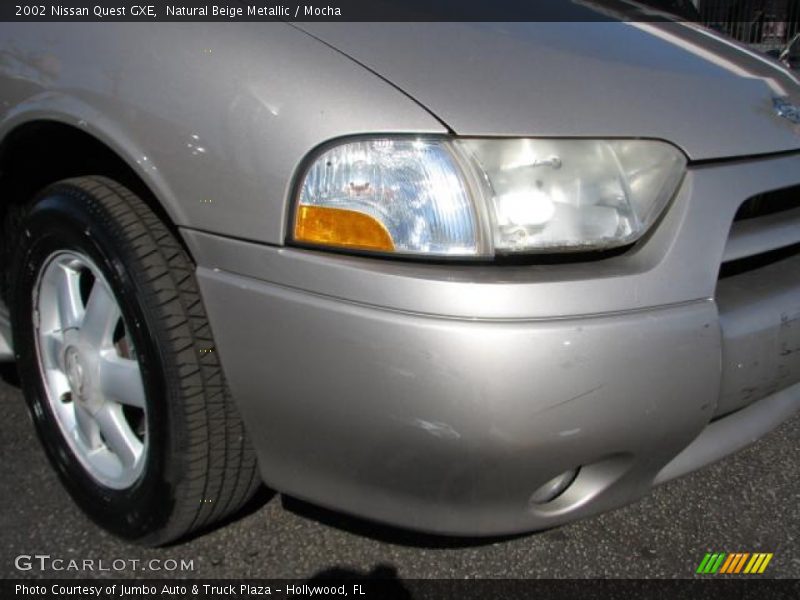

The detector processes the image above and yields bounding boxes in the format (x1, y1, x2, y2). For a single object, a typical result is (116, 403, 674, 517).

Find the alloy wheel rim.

(33, 250, 148, 489)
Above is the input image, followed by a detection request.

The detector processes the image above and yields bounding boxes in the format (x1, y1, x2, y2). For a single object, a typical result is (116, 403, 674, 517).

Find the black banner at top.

(1, 0, 711, 22)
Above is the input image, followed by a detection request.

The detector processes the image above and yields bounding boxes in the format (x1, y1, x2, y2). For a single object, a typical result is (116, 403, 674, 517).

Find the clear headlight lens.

(293, 137, 686, 257)
(295, 139, 481, 255)
(458, 138, 686, 252)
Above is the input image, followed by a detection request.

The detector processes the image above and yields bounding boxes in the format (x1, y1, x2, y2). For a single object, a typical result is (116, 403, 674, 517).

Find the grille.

(714, 182, 800, 417)
(718, 184, 800, 278)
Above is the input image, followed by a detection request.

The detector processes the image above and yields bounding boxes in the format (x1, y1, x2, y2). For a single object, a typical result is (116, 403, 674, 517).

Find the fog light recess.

(529, 468, 580, 505)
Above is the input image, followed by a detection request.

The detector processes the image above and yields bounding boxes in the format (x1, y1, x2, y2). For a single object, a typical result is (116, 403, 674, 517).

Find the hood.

(297, 21, 800, 160)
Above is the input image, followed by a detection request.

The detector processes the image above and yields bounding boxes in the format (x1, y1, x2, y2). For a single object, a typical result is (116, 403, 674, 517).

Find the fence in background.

(697, 0, 800, 53)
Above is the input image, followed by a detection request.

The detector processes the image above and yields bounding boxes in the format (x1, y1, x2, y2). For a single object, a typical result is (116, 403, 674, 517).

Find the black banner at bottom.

(4, 579, 800, 600)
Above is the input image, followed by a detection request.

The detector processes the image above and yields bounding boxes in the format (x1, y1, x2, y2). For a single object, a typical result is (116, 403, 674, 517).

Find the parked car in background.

(0, 11, 799, 545)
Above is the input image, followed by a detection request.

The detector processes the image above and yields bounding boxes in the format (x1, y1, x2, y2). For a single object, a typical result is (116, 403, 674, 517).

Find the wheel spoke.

(54, 265, 84, 331)
(79, 281, 120, 348)
(98, 353, 146, 409)
(74, 403, 101, 450)
(47, 369, 72, 399)
(41, 331, 66, 371)
(95, 404, 143, 468)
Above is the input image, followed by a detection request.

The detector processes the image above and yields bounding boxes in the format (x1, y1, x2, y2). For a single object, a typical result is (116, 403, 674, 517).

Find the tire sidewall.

(10, 187, 179, 541)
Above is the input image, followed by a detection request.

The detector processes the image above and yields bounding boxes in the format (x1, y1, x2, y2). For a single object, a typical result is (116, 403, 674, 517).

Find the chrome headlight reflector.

(293, 137, 686, 257)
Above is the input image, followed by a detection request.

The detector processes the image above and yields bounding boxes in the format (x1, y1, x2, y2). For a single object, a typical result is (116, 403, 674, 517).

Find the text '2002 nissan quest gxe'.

(0, 15, 798, 545)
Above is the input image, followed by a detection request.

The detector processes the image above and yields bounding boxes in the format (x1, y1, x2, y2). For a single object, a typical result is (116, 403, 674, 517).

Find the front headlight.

(292, 137, 686, 258)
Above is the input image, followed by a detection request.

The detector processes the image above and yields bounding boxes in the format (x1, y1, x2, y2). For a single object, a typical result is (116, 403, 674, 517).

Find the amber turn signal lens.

(294, 205, 395, 252)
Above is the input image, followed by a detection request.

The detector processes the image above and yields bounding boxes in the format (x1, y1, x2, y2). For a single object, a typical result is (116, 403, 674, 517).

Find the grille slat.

(719, 184, 800, 275)
(722, 206, 800, 263)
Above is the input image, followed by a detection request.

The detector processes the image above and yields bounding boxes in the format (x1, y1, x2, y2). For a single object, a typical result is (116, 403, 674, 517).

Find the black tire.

(9, 176, 260, 545)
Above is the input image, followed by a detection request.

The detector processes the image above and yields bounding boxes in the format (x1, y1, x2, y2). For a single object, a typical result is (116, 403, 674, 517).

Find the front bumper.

(185, 152, 800, 535)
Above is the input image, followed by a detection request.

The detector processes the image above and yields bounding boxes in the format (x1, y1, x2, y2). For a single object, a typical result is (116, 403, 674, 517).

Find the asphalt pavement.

(1, 368, 798, 580)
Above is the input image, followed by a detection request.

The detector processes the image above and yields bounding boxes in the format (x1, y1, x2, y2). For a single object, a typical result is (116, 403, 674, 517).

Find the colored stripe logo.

(696, 552, 773, 574)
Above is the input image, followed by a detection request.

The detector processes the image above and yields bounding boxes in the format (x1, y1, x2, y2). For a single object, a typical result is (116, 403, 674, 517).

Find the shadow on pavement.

(282, 495, 525, 549)
(0, 361, 19, 387)
(309, 564, 413, 599)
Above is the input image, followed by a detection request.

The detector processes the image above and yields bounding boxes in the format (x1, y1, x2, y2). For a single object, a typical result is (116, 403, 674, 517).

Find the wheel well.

(0, 120, 187, 300)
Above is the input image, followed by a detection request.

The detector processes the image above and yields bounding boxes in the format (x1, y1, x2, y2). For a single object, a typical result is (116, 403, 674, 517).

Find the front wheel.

(10, 176, 260, 545)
